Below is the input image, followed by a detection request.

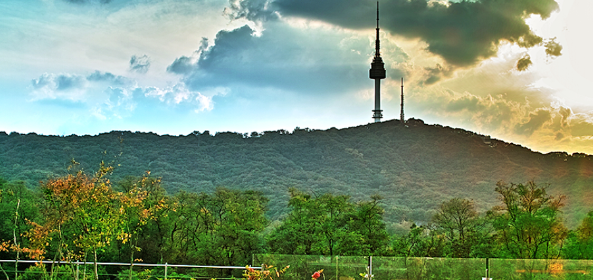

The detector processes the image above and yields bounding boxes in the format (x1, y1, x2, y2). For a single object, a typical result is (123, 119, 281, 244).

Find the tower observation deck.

(370, 1, 386, 123)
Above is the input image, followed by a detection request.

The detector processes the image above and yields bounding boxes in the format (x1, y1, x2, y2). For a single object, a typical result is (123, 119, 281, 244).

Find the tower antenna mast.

(400, 77, 405, 124)
(369, 1, 386, 123)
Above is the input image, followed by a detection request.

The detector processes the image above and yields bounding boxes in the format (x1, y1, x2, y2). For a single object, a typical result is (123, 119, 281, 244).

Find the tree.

(392, 223, 445, 257)
(562, 210, 593, 259)
(347, 195, 390, 255)
(117, 175, 172, 264)
(167, 188, 268, 272)
(38, 162, 122, 280)
(267, 189, 326, 255)
(0, 180, 40, 279)
(268, 190, 389, 256)
(432, 198, 479, 257)
(117, 173, 168, 279)
(489, 181, 568, 259)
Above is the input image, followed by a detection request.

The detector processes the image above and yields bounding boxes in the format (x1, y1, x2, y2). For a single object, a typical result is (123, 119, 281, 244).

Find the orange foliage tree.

(35, 162, 123, 280)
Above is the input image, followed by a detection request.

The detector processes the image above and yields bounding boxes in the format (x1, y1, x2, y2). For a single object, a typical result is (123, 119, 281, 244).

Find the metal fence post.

(486, 258, 490, 280)
(164, 262, 168, 279)
(335, 256, 338, 280)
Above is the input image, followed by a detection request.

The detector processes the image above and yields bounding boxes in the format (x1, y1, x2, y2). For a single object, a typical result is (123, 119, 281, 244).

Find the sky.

(1, 0, 592, 155)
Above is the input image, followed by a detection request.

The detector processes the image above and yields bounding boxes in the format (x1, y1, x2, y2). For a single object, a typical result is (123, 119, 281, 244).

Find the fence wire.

(0, 260, 258, 280)
(253, 254, 593, 280)
(2, 257, 592, 279)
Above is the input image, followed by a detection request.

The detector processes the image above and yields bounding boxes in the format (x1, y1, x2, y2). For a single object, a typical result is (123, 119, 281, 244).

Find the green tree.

(432, 198, 480, 257)
(167, 188, 268, 270)
(268, 190, 389, 256)
(392, 223, 445, 257)
(489, 180, 568, 259)
(0, 180, 41, 279)
(347, 195, 390, 255)
(562, 210, 593, 259)
(267, 189, 325, 255)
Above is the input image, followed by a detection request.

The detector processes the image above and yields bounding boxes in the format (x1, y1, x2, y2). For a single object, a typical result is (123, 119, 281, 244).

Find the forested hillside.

(1, 119, 592, 227)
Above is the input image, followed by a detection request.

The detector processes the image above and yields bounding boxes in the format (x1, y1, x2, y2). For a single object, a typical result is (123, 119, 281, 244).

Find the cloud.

(30, 70, 218, 119)
(170, 21, 408, 95)
(567, 114, 593, 138)
(224, 0, 277, 22)
(516, 54, 532, 71)
(133, 83, 226, 112)
(559, 106, 571, 127)
(30, 71, 134, 100)
(167, 38, 208, 75)
(167, 56, 195, 75)
(31, 73, 88, 100)
(514, 109, 552, 136)
(272, 0, 559, 67)
(87, 70, 132, 86)
(30, 73, 86, 92)
(129, 55, 151, 74)
(64, 0, 112, 4)
(545, 38, 562, 57)
(423, 64, 452, 85)
(445, 94, 485, 113)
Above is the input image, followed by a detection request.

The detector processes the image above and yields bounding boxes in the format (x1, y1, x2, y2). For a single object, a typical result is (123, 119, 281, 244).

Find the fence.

(253, 254, 593, 280)
(0, 260, 257, 279)
(2, 256, 593, 280)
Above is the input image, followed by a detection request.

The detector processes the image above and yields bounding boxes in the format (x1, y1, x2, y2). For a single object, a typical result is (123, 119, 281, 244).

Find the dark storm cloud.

(273, 0, 559, 66)
(167, 38, 208, 75)
(514, 109, 552, 136)
(129, 55, 151, 74)
(516, 54, 532, 71)
(167, 56, 195, 75)
(178, 23, 381, 94)
(545, 38, 562, 57)
(423, 64, 452, 85)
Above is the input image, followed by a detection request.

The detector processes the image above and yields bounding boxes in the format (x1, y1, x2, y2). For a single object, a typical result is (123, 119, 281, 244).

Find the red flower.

(312, 271, 321, 279)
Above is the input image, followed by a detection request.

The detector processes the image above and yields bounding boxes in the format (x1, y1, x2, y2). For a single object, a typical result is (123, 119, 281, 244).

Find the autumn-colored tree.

(117, 172, 168, 280)
(37, 162, 122, 280)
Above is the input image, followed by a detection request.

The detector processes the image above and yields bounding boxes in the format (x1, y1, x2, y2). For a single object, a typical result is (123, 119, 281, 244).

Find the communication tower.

(369, 1, 386, 123)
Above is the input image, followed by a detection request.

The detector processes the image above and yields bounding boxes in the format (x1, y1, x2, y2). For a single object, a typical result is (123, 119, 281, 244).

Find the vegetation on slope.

(1, 119, 592, 228)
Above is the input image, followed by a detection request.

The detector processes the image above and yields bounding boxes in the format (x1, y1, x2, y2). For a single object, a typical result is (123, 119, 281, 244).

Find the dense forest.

(1, 168, 593, 279)
(1, 119, 592, 229)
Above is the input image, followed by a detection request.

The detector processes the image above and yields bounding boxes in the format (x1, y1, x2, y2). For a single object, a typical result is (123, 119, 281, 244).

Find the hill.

(1, 119, 592, 228)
